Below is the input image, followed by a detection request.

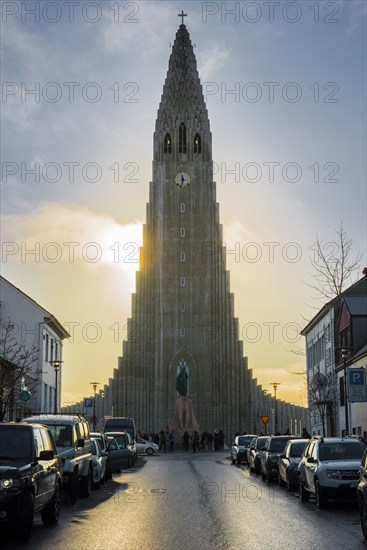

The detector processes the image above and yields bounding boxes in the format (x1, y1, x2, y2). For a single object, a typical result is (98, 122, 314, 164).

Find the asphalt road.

(1, 451, 365, 549)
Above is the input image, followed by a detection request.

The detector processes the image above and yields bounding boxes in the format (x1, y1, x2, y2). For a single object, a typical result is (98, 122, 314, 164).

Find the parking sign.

(347, 368, 367, 402)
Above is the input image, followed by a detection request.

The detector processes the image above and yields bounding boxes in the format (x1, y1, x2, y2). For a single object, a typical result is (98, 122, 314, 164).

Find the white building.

(0, 276, 69, 420)
(301, 271, 367, 437)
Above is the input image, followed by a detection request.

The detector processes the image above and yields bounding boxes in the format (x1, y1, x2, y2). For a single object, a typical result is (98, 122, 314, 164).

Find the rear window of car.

(269, 438, 292, 452)
(238, 436, 254, 445)
(47, 424, 73, 447)
(0, 426, 33, 461)
(319, 441, 365, 461)
(289, 441, 308, 457)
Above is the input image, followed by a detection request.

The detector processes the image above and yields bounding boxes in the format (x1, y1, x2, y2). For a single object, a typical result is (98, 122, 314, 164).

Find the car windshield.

(237, 436, 253, 445)
(289, 441, 307, 457)
(269, 438, 291, 452)
(47, 424, 73, 447)
(320, 441, 365, 461)
(0, 427, 32, 461)
(256, 437, 268, 449)
(109, 436, 127, 450)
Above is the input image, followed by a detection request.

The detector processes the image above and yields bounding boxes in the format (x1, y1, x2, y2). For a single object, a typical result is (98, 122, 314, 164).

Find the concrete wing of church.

(111, 20, 308, 441)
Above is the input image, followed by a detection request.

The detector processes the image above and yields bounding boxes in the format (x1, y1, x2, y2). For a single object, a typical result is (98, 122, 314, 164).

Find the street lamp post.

(341, 348, 349, 435)
(50, 360, 63, 414)
(90, 382, 100, 431)
(271, 382, 280, 434)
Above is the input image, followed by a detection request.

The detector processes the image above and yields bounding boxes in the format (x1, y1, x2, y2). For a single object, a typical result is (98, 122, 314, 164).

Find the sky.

(1, 0, 366, 408)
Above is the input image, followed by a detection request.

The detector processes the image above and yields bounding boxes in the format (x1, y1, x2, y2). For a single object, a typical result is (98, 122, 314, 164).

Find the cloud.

(2, 202, 143, 272)
(198, 46, 230, 80)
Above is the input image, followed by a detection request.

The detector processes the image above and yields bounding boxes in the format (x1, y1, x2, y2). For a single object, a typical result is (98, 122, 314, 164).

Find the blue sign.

(84, 398, 93, 408)
(347, 368, 367, 402)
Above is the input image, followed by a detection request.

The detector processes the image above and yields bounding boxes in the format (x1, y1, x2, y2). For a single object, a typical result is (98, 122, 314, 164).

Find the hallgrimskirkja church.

(113, 17, 258, 437)
(63, 16, 308, 440)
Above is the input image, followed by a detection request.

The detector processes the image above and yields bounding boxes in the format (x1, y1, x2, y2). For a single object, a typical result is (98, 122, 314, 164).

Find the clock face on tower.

(175, 172, 191, 189)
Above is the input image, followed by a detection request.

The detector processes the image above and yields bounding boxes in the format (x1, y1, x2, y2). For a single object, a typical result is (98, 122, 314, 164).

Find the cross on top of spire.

(178, 10, 187, 25)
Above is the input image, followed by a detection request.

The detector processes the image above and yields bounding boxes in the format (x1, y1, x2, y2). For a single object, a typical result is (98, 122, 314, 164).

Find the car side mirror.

(101, 451, 109, 458)
(306, 456, 315, 464)
(77, 438, 85, 448)
(38, 450, 54, 460)
(279, 454, 286, 459)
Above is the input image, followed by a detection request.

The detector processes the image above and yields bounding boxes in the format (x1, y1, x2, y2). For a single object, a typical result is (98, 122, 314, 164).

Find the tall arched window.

(194, 133, 201, 154)
(164, 133, 172, 154)
(179, 122, 186, 154)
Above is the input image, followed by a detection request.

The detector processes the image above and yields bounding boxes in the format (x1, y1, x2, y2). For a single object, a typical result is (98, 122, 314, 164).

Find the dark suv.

(260, 435, 300, 482)
(0, 422, 62, 541)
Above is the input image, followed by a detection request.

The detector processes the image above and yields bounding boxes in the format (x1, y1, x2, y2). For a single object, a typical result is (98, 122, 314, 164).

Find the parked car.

(90, 432, 109, 452)
(24, 413, 93, 503)
(0, 422, 62, 541)
(135, 436, 159, 455)
(298, 436, 365, 509)
(104, 417, 136, 442)
(248, 436, 269, 474)
(91, 439, 108, 488)
(357, 446, 367, 539)
(261, 435, 300, 482)
(278, 439, 309, 491)
(105, 432, 136, 476)
(231, 434, 257, 465)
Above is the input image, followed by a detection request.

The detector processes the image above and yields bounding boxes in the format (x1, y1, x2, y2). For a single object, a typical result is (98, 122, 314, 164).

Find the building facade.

(302, 270, 367, 437)
(0, 276, 69, 420)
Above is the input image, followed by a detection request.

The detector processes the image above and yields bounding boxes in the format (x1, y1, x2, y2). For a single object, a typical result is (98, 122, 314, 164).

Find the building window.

(164, 133, 172, 154)
(179, 122, 187, 154)
(45, 333, 49, 361)
(180, 327, 185, 337)
(194, 133, 201, 154)
(180, 203, 185, 213)
(180, 302, 185, 312)
(180, 277, 185, 286)
(180, 228, 185, 237)
(180, 252, 185, 262)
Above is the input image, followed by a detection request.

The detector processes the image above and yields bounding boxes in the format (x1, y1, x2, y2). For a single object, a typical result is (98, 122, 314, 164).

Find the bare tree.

(287, 223, 362, 372)
(0, 321, 39, 422)
(308, 371, 336, 437)
(308, 222, 362, 302)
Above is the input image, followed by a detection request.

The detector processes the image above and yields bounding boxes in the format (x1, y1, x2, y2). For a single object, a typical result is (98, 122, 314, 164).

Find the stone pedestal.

(169, 396, 199, 439)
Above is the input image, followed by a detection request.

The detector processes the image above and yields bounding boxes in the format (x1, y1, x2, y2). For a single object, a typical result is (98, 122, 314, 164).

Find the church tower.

(114, 15, 249, 438)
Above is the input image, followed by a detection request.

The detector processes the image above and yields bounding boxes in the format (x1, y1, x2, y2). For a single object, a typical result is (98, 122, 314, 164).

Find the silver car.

(135, 437, 159, 456)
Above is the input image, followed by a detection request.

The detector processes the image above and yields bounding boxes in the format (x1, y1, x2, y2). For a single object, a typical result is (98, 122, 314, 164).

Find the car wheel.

(261, 469, 266, 481)
(69, 470, 79, 504)
(298, 477, 310, 502)
(237, 458, 242, 465)
(361, 498, 367, 539)
(80, 467, 92, 498)
(105, 465, 112, 480)
(278, 473, 285, 487)
(146, 448, 154, 456)
(16, 491, 34, 541)
(286, 475, 295, 492)
(41, 483, 61, 525)
(266, 469, 272, 483)
(94, 473, 101, 490)
(315, 480, 327, 509)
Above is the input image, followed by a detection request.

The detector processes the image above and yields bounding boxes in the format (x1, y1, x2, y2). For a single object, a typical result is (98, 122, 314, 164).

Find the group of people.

(138, 429, 226, 452)
(161, 429, 226, 452)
